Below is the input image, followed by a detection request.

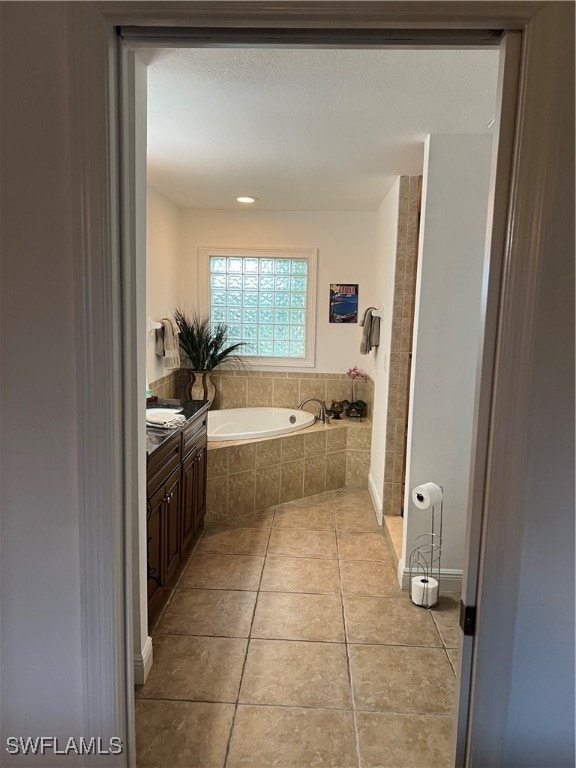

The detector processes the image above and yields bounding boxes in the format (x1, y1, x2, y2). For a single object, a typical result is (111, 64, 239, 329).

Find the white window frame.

(198, 246, 318, 367)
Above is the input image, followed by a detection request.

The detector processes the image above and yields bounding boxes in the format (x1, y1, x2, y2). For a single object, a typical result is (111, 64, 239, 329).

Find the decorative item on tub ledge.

(345, 366, 367, 419)
(330, 400, 344, 420)
(174, 309, 245, 405)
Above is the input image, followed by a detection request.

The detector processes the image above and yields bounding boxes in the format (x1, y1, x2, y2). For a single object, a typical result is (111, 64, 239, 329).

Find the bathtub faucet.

(298, 398, 330, 425)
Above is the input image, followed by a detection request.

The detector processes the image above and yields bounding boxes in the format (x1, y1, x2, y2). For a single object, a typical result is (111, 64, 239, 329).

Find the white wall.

(177, 209, 378, 373)
(368, 179, 401, 517)
(146, 186, 180, 383)
(0, 4, 85, 755)
(403, 135, 493, 575)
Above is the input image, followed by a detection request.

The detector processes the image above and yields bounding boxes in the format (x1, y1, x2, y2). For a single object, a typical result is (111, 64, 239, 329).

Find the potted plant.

(174, 309, 244, 403)
(345, 366, 367, 419)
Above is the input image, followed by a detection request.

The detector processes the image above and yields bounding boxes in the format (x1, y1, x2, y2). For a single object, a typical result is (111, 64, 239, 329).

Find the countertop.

(146, 399, 209, 456)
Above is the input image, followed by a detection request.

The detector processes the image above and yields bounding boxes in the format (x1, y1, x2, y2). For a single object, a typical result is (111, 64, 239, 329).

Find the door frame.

(67, 3, 572, 766)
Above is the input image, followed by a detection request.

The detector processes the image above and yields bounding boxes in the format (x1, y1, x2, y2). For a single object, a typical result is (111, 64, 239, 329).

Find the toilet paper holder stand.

(408, 492, 443, 608)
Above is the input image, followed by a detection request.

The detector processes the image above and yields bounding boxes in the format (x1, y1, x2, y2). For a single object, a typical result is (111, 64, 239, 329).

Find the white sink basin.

(146, 407, 182, 418)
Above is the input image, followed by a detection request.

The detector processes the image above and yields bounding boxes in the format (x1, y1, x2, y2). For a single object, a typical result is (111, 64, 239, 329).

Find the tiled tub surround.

(148, 369, 180, 400)
(179, 369, 374, 416)
(206, 419, 372, 525)
(136, 490, 458, 768)
(149, 369, 374, 415)
(384, 175, 421, 516)
(150, 370, 374, 415)
(147, 369, 375, 521)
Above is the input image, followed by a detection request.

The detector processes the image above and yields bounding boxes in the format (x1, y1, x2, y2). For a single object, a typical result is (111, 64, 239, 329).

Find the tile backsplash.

(204, 369, 371, 416)
(149, 368, 374, 417)
(148, 369, 180, 400)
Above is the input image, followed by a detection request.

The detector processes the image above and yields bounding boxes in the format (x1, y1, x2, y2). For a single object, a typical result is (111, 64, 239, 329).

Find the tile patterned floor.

(136, 489, 460, 768)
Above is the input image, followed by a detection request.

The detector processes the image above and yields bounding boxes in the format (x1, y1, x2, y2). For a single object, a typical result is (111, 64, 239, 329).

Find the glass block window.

(201, 248, 317, 366)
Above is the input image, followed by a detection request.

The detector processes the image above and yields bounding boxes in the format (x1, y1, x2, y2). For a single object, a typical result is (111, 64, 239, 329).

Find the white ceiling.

(147, 47, 499, 211)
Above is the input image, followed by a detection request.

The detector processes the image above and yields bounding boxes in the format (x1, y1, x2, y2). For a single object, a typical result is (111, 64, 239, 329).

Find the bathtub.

(208, 407, 316, 442)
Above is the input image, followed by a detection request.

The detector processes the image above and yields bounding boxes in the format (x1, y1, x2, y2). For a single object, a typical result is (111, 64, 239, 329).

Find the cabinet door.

(195, 444, 207, 530)
(181, 451, 197, 551)
(147, 485, 165, 607)
(164, 470, 181, 587)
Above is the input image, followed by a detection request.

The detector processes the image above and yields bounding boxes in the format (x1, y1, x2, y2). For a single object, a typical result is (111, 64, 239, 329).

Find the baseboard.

(368, 472, 383, 526)
(397, 558, 463, 593)
(134, 635, 153, 685)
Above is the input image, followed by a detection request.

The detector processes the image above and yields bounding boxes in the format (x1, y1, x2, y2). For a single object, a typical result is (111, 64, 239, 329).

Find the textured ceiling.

(147, 47, 499, 211)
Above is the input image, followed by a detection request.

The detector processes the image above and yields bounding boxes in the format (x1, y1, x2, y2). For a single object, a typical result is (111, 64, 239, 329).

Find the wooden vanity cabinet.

(181, 416, 208, 550)
(163, 468, 182, 587)
(146, 484, 164, 614)
(146, 410, 208, 622)
(146, 431, 182, 617)
(195, 444, 207, 530)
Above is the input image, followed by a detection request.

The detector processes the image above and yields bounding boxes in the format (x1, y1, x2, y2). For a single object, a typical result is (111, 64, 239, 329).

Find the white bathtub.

(208, 407, 316, 442)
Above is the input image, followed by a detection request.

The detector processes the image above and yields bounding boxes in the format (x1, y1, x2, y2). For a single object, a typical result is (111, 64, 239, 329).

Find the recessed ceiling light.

(237, 196, 257, 204)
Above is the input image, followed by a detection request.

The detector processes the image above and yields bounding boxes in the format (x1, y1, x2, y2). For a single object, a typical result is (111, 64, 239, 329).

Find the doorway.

(59, 4, 573, 767)
(128, 33, 502, 764)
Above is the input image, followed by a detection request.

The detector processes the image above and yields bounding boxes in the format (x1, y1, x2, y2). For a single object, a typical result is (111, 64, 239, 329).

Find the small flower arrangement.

(346, 366, 365, 406)
(346, 366, 364, 380)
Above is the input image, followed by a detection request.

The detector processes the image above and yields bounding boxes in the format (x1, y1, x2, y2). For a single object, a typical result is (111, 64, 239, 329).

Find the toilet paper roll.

(411, 576, 439, 607)
(411, 482, 443, 509)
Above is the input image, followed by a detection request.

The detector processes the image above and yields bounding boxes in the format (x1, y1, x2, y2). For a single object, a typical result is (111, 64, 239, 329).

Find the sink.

(146, 407, 182, 418)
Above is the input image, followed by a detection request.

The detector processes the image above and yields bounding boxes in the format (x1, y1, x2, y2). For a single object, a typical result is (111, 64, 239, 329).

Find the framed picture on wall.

(329, 284, 359, 323)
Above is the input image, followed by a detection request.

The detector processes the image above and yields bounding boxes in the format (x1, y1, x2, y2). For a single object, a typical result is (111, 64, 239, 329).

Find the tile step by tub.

(206, 418, 372, 524)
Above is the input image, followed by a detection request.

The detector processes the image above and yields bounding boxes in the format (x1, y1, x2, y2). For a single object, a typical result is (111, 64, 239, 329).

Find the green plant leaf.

(174, 309, 245, 371)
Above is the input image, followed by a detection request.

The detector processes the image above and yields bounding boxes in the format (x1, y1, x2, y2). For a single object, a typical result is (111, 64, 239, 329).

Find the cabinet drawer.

(183, 415, 207, 456)
(147, 432, 181, 495)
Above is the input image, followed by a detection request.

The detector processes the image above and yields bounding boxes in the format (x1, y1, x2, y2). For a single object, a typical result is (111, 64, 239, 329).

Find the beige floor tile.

(338, 531, 391, 561)
(274, 505, 335, 530)
(227, 705, 358, 768)
(446, 647, 458, 675)
(239, 639, 351, 708)
(277, 490, 335, 509)
(260, 556, 341, 594)
(356, 711, 453, 768)
(340, 560, 401, 598)
(196, 526, 270, 556)
(430, 594, 461, 648)
(349, 644, 455, 715)
(156, 589, 257, 638)
(344, 596, 442, 646)
(268, 528, 338, 559)
(205, 507, 275, 529)
(135, 635, 247, 702)
(179, 553, 264, 591)
(333, 488, 373, 510)
(335, 507, 380, 531)
(252, 592, 345, 642)
(136, 699, 234, 768)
